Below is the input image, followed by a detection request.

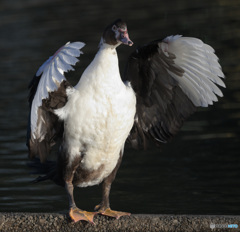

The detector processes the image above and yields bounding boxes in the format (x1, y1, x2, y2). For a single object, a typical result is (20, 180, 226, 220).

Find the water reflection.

(0, 0, 240, 214)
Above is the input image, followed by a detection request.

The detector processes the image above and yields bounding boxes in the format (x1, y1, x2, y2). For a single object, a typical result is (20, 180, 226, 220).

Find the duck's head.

(102, 19, 133, 47)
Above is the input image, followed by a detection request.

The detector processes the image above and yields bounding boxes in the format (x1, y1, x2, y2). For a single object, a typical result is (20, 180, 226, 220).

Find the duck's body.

(56, 43, 136, 187)
(27, 19, 225, 223)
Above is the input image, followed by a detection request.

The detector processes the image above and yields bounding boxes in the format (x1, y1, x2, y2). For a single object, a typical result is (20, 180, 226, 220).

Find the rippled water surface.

(0, 0, 240, 215)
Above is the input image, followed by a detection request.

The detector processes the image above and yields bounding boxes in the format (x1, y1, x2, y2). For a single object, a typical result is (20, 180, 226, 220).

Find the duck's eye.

(112, 25, 118, 32)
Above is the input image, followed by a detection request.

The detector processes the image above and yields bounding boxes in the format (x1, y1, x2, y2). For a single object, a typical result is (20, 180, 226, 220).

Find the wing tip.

(35, 41, 85, 77)
(65, 41, 86, 49)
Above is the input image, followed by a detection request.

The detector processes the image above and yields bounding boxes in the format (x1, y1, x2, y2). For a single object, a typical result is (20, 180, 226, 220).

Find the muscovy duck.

(27, 19, 225, 223)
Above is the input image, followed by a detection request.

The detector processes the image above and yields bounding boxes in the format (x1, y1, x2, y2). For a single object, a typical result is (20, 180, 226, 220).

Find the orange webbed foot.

(69, 207, 97, 224)
(95, 205, 130, 219)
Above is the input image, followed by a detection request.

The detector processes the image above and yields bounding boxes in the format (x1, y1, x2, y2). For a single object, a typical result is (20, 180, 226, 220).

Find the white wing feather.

(162, 35, 225, 107)
(31, 41, 85, 139)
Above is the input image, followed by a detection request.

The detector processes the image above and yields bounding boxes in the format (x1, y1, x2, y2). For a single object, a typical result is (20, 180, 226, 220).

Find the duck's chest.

(69, 78, 136, 151)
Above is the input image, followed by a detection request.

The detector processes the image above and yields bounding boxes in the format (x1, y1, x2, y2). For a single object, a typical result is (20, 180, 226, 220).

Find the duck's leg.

(63, 157, 97, 223)
(95, 151, 131, 219)
(65, 182, 96, 223)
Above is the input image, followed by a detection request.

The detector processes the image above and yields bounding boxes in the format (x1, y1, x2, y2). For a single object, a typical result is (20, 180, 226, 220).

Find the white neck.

(75, 38, 122, 90)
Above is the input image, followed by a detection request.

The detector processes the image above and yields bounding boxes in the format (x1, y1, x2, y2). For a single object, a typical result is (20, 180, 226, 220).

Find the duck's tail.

(27, 158, 57, 183)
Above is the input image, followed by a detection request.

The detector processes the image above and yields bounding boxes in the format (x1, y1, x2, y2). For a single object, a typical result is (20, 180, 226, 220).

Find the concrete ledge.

(0, 212, 239, 232)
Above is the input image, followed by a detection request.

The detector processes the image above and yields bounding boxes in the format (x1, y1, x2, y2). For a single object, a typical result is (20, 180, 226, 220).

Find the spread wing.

(124, 35, 225, 149)
(27, 42, 85, 162)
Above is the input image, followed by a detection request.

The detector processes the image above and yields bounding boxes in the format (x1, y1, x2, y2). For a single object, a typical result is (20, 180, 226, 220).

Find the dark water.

(0, 0, 240, 215)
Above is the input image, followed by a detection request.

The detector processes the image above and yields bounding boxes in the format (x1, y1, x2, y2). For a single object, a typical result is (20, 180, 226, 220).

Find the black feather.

(124, 39, 196, 149)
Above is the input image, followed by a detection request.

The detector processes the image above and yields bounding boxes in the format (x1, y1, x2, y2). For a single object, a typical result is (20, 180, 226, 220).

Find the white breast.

(55, 43, 136, 187)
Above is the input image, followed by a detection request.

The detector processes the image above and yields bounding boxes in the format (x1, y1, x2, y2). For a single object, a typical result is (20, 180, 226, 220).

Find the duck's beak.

(119, 29, 133, 46)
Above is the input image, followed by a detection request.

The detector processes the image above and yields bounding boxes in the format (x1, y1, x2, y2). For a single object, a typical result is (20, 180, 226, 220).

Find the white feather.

(31, 41, 85, 139)
(163, 35, 225, 107)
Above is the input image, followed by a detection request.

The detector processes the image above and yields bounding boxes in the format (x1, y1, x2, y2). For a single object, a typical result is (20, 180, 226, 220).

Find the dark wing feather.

(27, 80, 70, 162)
(27, 42, 85, 162)
(26, 74, 41, 150)
(124, 36, 225, 149)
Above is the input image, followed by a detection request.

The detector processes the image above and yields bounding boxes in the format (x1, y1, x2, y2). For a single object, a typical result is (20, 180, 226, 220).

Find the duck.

(27, 19, 225, 223)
